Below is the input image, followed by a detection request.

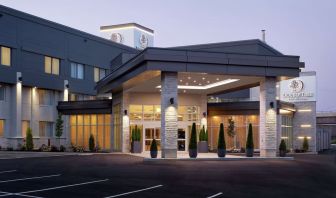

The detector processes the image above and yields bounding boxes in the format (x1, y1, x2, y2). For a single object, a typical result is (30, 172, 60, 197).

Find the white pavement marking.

(104, 184, 163, 198)
(14, 193, 45, 198)
(207, 192, 223, 198)
(0, 170, 17, 174)
(17, 179, 109, 194)
(0, 174, 61, 183)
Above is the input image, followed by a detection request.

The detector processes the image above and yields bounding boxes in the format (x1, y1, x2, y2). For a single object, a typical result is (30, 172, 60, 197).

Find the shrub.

(50, 145, 58, 152)
(131, 126, 141, 142)
(55, 113, 64, 148)
(303, 136, 309, 151)
(189, 123, 197, 150)
(150, 139, 158, 151)
(332, 139, 336, 144)
(59, 145, 66, 152)
(279, 139, 287, 151)
(227, 117, 235, 138)
(204, 128, 208, 141)
(246, 123, 254, 149)
(26, 128, 34, 151)
(199, 126, 207, 141)
(39, 144, 49, 152)
(89, 134, 95, 152)
(218, 123, 226, 149)
(7, 147, 13, 151)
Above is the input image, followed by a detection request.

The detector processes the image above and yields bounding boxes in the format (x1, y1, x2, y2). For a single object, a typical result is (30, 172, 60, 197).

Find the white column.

(259, 77, 278, 157)
(63, 80, 69, 101)
(122, 92, 130, 153)
(161, 72, 178, 158)
(15, 72, 22, 138)
(200, 94, 207, 130)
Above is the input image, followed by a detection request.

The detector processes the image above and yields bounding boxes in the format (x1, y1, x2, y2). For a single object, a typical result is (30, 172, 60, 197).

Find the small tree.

(227, 117, 235, 138)
(199, 126, 206, 141)
(279, 139, 287, 151)
(246, 123, 254, 149)
(55, 113, 64, 148)
(204, 128, 208, 142)
(303, 136, 309, 152)
(189, 123, 197, 150)
(150, 139, 158, 152)
(26, 127, 34, 151)
(89, 134, 95, 152)
(218, 123, 226, 150)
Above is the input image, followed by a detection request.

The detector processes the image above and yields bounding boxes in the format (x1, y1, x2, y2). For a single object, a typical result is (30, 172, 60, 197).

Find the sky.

(0, 0, 335, 111)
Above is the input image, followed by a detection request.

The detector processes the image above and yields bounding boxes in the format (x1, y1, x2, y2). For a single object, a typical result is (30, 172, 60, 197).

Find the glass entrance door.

(144, 128, 161, 151)
(178, 128, 186, 151)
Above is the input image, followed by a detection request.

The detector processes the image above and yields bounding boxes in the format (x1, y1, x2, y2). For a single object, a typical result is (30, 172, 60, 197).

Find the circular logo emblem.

(139, 34, 148, 49)
(111, 33, 123, 43)
(289, 79, 304, 92)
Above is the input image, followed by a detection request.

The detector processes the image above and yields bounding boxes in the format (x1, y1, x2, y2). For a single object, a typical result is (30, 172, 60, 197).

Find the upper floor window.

(45, 56, 60, 75)
(71, 62, 84, 79)
(0, 85, 5, 101)
(0, 120, 4, 137)
(94, 67, 107, 82)
(1, 46, 11, 66)
(38, 89, 53, 105)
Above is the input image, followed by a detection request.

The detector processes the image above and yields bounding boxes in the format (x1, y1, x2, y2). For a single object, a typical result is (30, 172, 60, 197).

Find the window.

(44, 56, 59, 75)
(0, 85, 5, 101)
(38, 89, 53, 105)
(22, 120, 30, 137)
(71, 62, 84, 79)
(1, 46, 11, 66)
(39, 122, 53, 137)
(94, 67, 107, 82)
(0, 120, 4, 137)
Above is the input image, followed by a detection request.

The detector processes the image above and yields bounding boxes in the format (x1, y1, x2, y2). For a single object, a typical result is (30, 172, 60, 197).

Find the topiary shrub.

(279, 139, 287, 157)
(218, 123, 226, 150)
(150, 138, 158, 158)
(26, 127, 34, 151)
(302, 136, 309, 152)
(246, 123, 254, 157)
(59, 145, 66, 152)
(89, 134, 95, 152)
(199, 126, 206, 141)
(189, 123, 197, 150)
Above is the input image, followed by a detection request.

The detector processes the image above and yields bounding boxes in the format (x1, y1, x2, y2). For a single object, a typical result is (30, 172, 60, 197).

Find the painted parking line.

(207, 192, 223, 198)
(0, 191, 44, 198)
(104, 184, 163, 198)
(0, 170, 17, 174)
(17, 179, 109, 195)
(0, 174, 61, 183)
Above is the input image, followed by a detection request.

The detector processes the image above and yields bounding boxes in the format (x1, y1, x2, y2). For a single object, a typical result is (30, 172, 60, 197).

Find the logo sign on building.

(280, 75, 316, 102)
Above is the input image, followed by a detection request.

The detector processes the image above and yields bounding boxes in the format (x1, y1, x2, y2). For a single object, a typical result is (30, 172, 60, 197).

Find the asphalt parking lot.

(0, 152, 334, 198)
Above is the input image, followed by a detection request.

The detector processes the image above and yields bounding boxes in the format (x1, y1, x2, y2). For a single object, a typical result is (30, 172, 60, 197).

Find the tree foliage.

(303, 136, 309, 151)
(89, 134, 95, 152)
(26, 127, 34, 151)
(227, 117, 235, 138)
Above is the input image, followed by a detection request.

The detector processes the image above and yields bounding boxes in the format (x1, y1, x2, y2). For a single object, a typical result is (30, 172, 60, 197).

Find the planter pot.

(246, 148, 254, 157)
(132, 141, 141, 153)
(150, 150, 158, 158)
(189, 149, 198, 158)
(279, 150, 286, 157)
(198, 141, 208, 153)
(217, 148, 226, 157)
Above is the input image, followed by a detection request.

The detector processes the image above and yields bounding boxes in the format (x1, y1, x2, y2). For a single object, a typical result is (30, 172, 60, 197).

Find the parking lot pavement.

(0, 153, 334, 198)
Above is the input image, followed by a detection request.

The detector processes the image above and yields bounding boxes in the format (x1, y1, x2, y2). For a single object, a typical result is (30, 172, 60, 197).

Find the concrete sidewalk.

(0, 151, 86, 159)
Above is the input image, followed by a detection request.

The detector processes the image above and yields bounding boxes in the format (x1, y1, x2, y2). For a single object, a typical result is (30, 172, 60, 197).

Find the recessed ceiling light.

(216, 78, 219, 81)
(156, 79, 239, 90)
(193, 80, 196, 83)
(183, 90, 186, 93)
(207, 81, 210, 83)
(199, 83, 202, 86)
(186, 83, 189, 85)
(188, 77, 191, 80)
(180, 79, 183, 82)
(202, 77, 205, 80)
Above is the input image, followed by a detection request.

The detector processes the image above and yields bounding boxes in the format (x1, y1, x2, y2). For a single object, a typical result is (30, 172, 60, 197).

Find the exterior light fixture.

(269, 102, 274, 108)
(170, 98, 174, 105)
(203, 112, 207, 117)
(157, 79, 239, 90)
(65, 83, 69, 89)
(18, 76, 22, 82)
(124, 109, 128, 115)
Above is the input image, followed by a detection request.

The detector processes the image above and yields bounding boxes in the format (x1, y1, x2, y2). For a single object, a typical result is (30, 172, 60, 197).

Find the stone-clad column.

(259, 77, 278, 157)
(161, 72, 178, 158)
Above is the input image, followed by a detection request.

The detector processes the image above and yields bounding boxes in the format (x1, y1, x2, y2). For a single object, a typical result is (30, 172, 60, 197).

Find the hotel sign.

(280, 75, 316, 102)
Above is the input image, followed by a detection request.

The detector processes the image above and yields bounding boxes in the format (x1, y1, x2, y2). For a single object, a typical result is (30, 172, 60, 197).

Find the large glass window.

(94, 67, 107, 82)
(44, 56, 59, 75)
(38, 89, 53, 105)
(0, 85, 5, 101)
(0, 120, 4, 137)
(39, 122, 53, 137)
(71, 62, 84, 79)
(1, 46, 11, 66)
(281, 115, 293, 150)
(70, 114, 111, 150)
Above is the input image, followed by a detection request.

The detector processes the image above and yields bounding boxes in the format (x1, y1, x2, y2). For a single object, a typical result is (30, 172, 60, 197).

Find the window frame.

(0, 119, 4, 137)
(71, 62, 84, 80)
(94, 67, 107, 82)
(1, 46, 11, 67)
(44, 56, 60, 75)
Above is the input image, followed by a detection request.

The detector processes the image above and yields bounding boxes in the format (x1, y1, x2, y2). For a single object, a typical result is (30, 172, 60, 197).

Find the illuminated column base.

(161, 72, 178, 158)
(259, 77, 278, 157)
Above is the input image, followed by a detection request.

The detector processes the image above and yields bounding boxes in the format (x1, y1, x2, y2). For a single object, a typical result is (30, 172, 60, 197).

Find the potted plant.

(246, 123, 254, 157)
(150, 138, 158, 158)
(302, 136, 309, 152)
(217, 123, 226, 157)
(131, 126, 141, 153)
(189, 123, 198, 158)
(198, 126, 208, 153)
(89, 134, 95, 152)
(279, 139, 287, 157)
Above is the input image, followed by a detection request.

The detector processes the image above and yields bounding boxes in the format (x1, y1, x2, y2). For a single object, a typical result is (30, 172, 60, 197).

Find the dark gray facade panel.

(229, 58, 268, 66)
(146, 62, 187, 72)
(186, 63, 228, 74)
(265, 67, 300, 77)
(188, 56, 229, 64)
(227, 65, 266, 76)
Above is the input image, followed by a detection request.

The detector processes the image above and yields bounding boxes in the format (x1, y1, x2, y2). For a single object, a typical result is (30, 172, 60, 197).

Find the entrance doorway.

(144, 127, 161, 151)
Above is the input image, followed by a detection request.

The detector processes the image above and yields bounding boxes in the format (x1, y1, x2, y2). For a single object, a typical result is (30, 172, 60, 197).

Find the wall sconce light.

(169, 98, 174, 105)
(203, 112, 207, 117)
(124, 109, 127, 115)
(18, 76, 22, 82)
(65, 84, 69, 89)
(269, 102, 274, 109)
